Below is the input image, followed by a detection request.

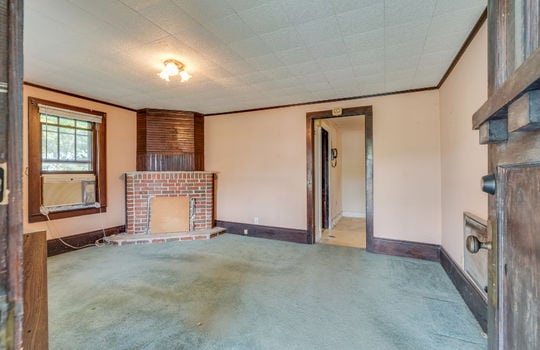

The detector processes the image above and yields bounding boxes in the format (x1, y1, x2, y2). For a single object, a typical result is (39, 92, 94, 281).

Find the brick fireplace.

(125, 171, 215, 235)
(105, 108, 224, 246)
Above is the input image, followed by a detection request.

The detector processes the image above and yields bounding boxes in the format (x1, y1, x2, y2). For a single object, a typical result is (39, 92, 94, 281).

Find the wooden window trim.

(28, 97, 107, 223)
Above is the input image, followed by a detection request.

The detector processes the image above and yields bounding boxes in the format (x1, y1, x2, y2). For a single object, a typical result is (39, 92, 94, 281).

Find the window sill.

(28, 206, 107, 223)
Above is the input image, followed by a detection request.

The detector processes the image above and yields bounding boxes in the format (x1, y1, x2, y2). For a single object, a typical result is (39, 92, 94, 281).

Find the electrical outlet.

(253, 217, 259, 224)
(243, 229, 248, 235)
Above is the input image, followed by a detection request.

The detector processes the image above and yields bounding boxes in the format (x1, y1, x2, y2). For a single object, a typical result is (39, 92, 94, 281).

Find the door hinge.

(0, 82, 7, 94)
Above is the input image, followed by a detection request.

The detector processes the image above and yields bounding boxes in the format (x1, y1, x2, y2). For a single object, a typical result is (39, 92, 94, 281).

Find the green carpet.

(48, 234, 486, 349)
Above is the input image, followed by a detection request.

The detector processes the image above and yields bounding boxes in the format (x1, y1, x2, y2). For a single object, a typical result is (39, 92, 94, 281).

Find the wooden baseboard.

(369, 237, 440, 261)
(215, 220, 308, 244)
(440, 247, 487, 332)
(47, 225, 125, 257)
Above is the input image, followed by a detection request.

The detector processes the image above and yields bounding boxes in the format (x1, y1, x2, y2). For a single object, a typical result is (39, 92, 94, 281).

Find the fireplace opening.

(147, 196, 193, 234)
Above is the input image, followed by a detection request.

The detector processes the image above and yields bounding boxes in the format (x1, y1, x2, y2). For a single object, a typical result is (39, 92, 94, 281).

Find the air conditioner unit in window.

(41, 174, 98, 212)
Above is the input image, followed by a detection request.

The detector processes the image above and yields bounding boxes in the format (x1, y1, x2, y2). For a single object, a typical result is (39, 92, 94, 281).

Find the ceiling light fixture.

(158, 59, 192, 82)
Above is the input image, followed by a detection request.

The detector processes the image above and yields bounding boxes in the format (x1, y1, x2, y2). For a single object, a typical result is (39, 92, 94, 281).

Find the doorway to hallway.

(318, 116, 367, 248)
(308, 108, 371, 249)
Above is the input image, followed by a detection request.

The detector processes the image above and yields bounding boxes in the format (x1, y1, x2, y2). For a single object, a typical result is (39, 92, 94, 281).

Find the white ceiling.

(24, 0, 486, 114)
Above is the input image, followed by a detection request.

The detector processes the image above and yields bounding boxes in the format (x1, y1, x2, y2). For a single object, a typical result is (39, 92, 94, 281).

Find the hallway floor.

(48, 234, 486, 350)
(320, 217, 366, 248)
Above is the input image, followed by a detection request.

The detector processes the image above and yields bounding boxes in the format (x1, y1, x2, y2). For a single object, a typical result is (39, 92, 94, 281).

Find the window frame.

(28, 97, 107, 222)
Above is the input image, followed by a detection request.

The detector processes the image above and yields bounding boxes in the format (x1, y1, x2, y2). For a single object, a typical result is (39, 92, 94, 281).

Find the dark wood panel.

(476, 2, 540, 349)
(508, 89, 540, 132)
(370, 237, 440, 261)
(479, 118, 508, 144)
(524, 0, 540, 59)
(500, 164, 540, 349)
(5, 0, 25, 347)
(23, 231, 48, 350)
(364, 109, 374, 251)
(194, 113, 204, 170)
(136, 153, 197, 172)
(215, 220, 308, 244)
(137, 109, 204, 171)
(440, 248, 487, 332)
(143, 114, 194, 153)
(47, 225, 124, 257)
(489, 0, 509, 94)
(473, 45, 540, 129)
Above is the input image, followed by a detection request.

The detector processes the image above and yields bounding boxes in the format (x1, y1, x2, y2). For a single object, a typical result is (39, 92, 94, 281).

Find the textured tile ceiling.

(24, 0, 486, 114)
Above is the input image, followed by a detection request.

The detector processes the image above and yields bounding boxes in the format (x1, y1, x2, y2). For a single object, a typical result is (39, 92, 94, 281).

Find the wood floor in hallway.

(320, 217, 366, 248)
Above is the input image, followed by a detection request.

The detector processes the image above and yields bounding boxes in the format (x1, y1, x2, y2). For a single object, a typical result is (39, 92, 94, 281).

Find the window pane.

(59, 127, 75, 160)
(41, 131, 46, 159)
(44, 125, 58, 160)
(76, 128, 91, 136)
(76, 135, 91, 161)
(76, 120, 91, 129)
(42, 162, 92, 172)
(59, 117, 76, 127)
(45, 115, 58, 124)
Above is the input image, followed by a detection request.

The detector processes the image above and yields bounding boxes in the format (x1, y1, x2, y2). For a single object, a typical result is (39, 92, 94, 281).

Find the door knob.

(466, 235, 492, 254)
(481, 174, 496, 195)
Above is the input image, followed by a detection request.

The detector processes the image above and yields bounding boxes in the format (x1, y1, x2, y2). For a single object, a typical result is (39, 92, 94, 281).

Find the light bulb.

(159, 71, 170, 81)
(164, 61, 179, 76)
(179, 70, 192, 82)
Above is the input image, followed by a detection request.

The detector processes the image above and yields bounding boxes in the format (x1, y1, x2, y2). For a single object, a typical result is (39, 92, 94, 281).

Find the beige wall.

(23, 85, 137, 239)
(320, 119, 343, 225)
(439, 23, 489, 267)
(341, 122, 365, 217)
(206, 89, 442, 244)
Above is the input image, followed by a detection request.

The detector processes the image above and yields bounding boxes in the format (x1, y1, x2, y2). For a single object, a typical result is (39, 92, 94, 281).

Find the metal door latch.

(0, 163, 9, 205)
(466, 235, 492, 253)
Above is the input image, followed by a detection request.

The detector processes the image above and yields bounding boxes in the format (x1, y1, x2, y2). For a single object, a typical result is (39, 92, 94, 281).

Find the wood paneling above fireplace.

(137, 109, 204, 171)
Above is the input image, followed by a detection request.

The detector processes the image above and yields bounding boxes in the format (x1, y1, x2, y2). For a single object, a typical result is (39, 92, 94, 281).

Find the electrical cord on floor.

(43, 208, 108, 249)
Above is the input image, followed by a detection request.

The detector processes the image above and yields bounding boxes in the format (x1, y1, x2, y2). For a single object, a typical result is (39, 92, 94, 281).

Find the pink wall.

(341, 124, 365, 217)
(205, 90, 442, 244)
(23, 85, 137, 238)
(439, 23, 488, 267)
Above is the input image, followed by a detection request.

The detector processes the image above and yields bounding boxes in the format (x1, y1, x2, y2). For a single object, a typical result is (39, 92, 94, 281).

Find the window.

(41, 115, 93, 172)
(28, 97, 107, 222)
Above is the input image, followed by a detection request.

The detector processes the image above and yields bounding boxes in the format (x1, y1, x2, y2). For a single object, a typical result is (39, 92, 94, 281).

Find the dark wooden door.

(472, 1, 540, 349)
(321, 128, 329, 229)
(0, 0, 24, 348)
(499, 164, 540, 349)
